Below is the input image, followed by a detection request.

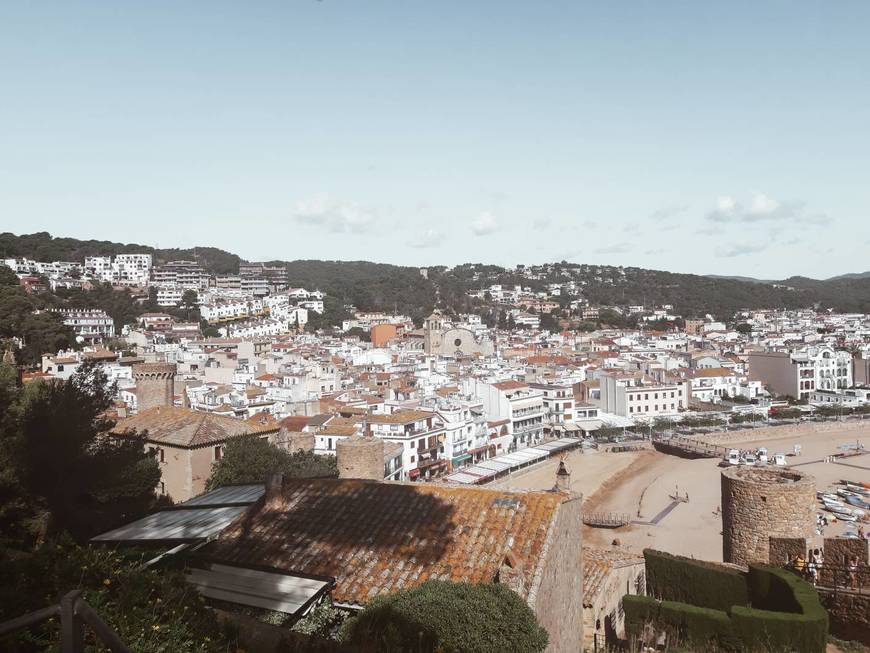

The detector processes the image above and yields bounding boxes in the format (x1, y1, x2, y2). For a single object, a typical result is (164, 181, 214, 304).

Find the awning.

(451, 454, 472, 465)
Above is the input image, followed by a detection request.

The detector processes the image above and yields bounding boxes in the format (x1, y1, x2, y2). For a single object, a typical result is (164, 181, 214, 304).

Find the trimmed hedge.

(626, 562, 828, 653)
(731, 565, 828, 653)
(623, 594, 660, 638)
(659, 600, 735, 646)
(643, 549, 749, 612)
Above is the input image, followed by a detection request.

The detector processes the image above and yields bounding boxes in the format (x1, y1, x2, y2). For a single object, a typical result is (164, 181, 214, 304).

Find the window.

(214, 446, 223, 461)
(629, 406, 633, 413)
(410, 455, 415, 463)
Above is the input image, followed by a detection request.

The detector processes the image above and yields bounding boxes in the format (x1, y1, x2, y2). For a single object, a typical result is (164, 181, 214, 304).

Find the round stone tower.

(336, 435, 385, 481)
(721, 466, 816, 566)
(132, 362, 177, 412)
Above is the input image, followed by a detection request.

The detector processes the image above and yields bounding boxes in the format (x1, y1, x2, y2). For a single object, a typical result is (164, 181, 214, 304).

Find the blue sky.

(1, 2, 868, 278)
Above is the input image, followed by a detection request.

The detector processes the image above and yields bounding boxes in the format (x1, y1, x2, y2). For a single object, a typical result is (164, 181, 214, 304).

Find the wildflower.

(152, 624, 160, 631)
(102, 579, 111, 587)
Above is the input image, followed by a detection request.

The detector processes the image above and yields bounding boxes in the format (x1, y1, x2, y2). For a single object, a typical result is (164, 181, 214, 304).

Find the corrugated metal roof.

(187, 563, 331, 615)
(91, 506, 248, 543)
(181, 484, 265, 507)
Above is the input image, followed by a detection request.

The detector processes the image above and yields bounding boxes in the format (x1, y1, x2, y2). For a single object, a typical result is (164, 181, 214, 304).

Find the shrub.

(341, 580, 548, 653)
(643, 549, 749, 612)
(0, 541, 237, 652)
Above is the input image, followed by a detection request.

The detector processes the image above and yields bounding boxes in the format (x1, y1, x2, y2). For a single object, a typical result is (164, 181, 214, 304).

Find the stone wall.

(818, 589, 870, 645)
(824, 536, 869, 566)
(528, 495, 584, 653)
(700, 418, 869, 446)
(133, 362, 176, 411)
(769, 537, 808, 567)
(721, 466, 816, 566)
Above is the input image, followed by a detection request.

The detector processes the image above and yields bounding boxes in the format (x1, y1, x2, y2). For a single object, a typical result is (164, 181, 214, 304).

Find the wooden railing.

(0, 590, 132, 653)
(583, 511, 632, 528)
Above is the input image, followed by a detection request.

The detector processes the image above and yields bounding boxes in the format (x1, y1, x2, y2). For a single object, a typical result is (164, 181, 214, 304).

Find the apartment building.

(598, 372, 688, 417)
(469, 380, 546, 450)
(54, 308, 115, 341)
(151, 260, 209, 289)
(84, 256, 113, 281)
(748, 346, 853, 401)
(111, 254, 152, 285)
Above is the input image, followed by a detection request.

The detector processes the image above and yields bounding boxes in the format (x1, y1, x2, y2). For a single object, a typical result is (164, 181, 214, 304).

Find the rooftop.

(203, 478, 567, 608)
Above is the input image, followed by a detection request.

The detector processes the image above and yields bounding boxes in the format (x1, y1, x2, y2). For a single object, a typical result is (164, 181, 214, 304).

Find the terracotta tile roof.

(582, 546, 644, 607)
(278, 415, 311, 432)
(366, 409, 432, 425)
(113, 406, 277, 448)
(492, 380, 527, 391)
(204, 479, 566, 607)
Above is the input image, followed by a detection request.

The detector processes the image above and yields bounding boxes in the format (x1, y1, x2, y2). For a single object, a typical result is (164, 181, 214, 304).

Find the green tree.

(735, 323, 752, 334)
(205, 437, 338, 491)
(342, 580, 548, 653)
(0, 362, 160, 548)
(181, 289, 199, 321)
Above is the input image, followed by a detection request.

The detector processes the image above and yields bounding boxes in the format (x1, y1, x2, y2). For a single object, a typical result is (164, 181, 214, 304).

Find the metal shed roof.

(181, 484, 265, 507)
(91, 506, 248, 543)
(187, 562, 332, 616)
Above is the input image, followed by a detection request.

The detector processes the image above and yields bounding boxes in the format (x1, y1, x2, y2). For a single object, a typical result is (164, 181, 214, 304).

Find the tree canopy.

(205, 436, 338, 492)
(342, 580, 548, 653)
(0, 362, 161, 549)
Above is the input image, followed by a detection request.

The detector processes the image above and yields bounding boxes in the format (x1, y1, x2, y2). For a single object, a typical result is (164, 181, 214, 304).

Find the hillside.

(3, 232, 870, 320)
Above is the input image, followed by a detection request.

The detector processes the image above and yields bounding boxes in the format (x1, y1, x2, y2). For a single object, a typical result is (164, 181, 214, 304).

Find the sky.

(1, 2, 869, 279)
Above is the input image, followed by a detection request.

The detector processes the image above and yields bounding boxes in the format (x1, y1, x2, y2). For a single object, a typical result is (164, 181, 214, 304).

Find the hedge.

(643, 549, 749, 612)
(731, 565, 828, 653)
(623, 594, 660, 638)
(626, 562, 828, 653)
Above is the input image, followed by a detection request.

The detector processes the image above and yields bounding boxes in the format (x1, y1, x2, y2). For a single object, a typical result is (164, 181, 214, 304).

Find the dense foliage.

(0, 266, 73, 365)
(0, 542, 237, 652)
(0, 362, 161, 549)
(205, 436, 338, 491)
(342, 580, 548, 653)
(0, 231, 240, 275)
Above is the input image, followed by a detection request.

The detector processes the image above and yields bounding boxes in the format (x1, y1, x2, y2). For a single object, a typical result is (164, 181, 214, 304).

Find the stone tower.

(336, 435, 384, 481)
(423, 311, 444, 355)
(133, 362, 177, 412)
(721, 466, 816, 566)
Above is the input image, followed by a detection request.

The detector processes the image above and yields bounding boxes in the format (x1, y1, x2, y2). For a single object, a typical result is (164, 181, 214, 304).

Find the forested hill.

(3, 232, 870, 319)
(0, 232, 241, 275)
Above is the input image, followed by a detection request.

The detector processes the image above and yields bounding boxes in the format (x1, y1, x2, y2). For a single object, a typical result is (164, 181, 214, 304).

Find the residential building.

(54, 308, 115, 341)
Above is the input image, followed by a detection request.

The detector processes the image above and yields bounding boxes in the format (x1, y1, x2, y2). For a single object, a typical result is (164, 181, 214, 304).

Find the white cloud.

(408, 228, 444, 249)
(706, 193, 831, 225)
(293, 196, 375, 234)
(471, 211, 498, 236)
(715, 242, 768, 258)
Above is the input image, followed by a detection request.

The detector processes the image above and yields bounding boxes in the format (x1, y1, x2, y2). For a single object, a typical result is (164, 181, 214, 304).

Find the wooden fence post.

(60, 590, 84, 653)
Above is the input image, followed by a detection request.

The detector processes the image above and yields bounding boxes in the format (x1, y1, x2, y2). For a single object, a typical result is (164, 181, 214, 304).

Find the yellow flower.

(152, 624, 160, 631)
(102, 579, 111, 586)
(155, 598, 161, 603)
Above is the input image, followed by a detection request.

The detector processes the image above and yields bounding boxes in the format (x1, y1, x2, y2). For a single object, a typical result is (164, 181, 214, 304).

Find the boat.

(846, 495, 870, 510)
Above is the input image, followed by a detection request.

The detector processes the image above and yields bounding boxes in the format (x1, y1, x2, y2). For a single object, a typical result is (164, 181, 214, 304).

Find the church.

(423, 311, 494, 358)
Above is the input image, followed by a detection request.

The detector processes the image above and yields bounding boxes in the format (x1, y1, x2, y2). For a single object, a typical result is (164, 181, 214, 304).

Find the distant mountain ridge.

(3, 231, 870, 318)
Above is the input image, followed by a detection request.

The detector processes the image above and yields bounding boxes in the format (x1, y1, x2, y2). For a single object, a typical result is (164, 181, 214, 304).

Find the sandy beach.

(496, 424, 870, 561)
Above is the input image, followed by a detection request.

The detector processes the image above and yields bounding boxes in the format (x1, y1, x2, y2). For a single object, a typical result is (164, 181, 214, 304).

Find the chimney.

(555, 459, 571, 495)
(265, 473, 285, 503)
